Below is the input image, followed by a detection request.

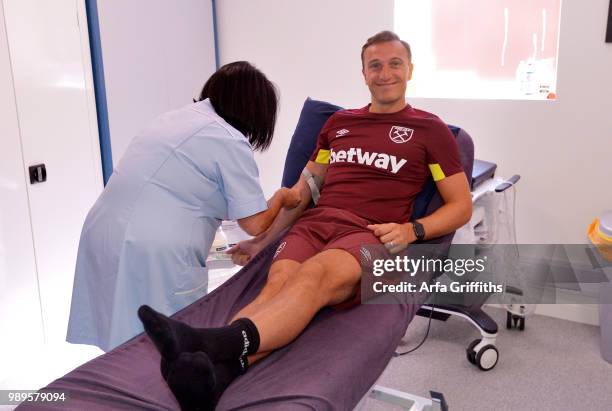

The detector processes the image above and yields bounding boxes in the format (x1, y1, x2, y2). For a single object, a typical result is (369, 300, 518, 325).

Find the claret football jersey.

(309, 104, 463, 224)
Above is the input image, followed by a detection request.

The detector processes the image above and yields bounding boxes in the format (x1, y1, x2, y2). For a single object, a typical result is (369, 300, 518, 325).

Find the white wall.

(217, 0, 612, 323)
(217, 0, 612, 245)
(97, 0, 217, 164)
(410, 0, 612, 245)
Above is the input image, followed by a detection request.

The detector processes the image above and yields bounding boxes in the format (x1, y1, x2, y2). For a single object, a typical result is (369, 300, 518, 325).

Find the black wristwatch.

(411, 220, 425, 241)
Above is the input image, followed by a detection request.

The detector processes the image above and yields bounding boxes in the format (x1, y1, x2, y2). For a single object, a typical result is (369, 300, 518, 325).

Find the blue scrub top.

(66, 99, 267, 351)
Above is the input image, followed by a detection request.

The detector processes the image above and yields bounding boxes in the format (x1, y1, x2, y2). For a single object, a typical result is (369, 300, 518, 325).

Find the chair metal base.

(416, 304, 499, 371)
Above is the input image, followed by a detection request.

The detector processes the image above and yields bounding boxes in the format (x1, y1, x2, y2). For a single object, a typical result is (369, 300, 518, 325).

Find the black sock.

(165, 352, 247, 411)
(166, 351, 216, 411)
(212, 357, 247, 403)
(137, 305, 260, 363)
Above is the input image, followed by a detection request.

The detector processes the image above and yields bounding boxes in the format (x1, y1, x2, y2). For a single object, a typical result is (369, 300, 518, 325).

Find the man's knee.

(265, 260, 300, 293)
(299, 258, 326, 278)
(266, 269, 289, 291)
(291, 260, 338, 301)
(294, 251, 361, 300)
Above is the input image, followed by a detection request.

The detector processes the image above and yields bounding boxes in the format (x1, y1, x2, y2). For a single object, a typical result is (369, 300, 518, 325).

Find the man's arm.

(228, 161, 328, 264)
(415, 172, 472, 237)
(368, 172, 472, 253)
(257, 160, 328, 241)
(237, 187, 301, 236)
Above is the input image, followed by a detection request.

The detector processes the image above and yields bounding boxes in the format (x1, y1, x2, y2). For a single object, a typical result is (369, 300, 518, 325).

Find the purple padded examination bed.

(18, 98, 473, 410)
(17, 236, 418, 410)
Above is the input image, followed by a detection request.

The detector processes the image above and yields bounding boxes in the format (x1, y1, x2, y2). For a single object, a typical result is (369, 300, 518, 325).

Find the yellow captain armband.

(315, 149, 330, 164)
(428, 163, 446, 182)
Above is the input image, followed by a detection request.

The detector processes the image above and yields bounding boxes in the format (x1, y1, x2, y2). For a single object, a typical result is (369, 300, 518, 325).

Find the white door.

(2, 0, 103, 346)
(0, 0, 45, 383)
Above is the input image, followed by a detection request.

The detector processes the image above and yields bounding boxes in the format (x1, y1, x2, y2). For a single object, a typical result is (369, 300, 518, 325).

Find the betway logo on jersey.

(329, 147, 407, 174)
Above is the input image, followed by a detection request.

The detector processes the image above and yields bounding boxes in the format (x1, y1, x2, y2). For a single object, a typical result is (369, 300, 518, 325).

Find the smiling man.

(363, 34, 414, 113)
(138, 31, 472, 410)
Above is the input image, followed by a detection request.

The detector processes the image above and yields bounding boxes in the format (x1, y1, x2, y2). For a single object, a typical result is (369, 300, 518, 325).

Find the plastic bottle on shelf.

(222, 220, 251, 246)
(209, 226, 229, 260)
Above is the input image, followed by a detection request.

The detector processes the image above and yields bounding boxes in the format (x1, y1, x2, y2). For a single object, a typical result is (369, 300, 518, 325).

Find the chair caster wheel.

(466, 339, 498, 371)
(466, 339, 480, 365)
(475, 345, 498, 371)
(506, 311, 526, 331)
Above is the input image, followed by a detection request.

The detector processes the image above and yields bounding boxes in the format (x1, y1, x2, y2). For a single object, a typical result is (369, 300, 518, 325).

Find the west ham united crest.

(389, 125, 414, 143)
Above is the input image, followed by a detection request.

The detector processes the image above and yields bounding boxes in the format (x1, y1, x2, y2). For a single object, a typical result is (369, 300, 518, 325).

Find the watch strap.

(411, 220, 425, 241)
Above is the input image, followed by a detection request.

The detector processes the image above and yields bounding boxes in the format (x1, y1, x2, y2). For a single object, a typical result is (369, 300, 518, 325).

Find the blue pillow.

(281, 97, 343, 188)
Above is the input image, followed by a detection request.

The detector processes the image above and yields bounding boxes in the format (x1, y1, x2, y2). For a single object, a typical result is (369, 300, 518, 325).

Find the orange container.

(588, 215, 612, 262)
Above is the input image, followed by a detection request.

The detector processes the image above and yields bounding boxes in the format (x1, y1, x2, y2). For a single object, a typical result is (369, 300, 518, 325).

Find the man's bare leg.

(237, 249, 360, 363)
(246, 249, 361, 352)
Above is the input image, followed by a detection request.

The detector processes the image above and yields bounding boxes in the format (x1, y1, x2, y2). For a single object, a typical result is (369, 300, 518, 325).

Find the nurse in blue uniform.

(66, 61, 297, 351)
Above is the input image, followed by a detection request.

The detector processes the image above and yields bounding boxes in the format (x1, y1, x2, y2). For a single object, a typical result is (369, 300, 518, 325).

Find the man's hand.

(226, 237, 264, 266)
(367, 223, 416, 254)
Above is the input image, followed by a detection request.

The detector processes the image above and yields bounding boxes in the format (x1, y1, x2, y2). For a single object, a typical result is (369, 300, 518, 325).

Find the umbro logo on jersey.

(389, 126, 414, 144)
(360, 247, 372, 262)
(335, 128, 350, 137)
(329, 147, 407, 174)
(274, 241, 286, 259)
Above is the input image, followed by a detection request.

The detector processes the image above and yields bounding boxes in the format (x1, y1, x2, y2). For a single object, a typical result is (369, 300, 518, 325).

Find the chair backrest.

(411, 126, 474, 221)
(281, 97, 343, 188)
(281, 98, 474, 241)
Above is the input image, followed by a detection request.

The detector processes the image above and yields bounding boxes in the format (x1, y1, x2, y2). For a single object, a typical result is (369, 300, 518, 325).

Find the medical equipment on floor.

(413, 157, 529, 372)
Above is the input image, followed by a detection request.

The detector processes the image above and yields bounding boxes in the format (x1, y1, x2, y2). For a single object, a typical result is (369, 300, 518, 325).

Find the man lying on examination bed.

(138, 30, 472, 410)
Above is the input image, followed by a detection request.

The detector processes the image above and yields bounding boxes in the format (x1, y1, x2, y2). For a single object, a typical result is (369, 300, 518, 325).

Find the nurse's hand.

(226, 238, 263, 266)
